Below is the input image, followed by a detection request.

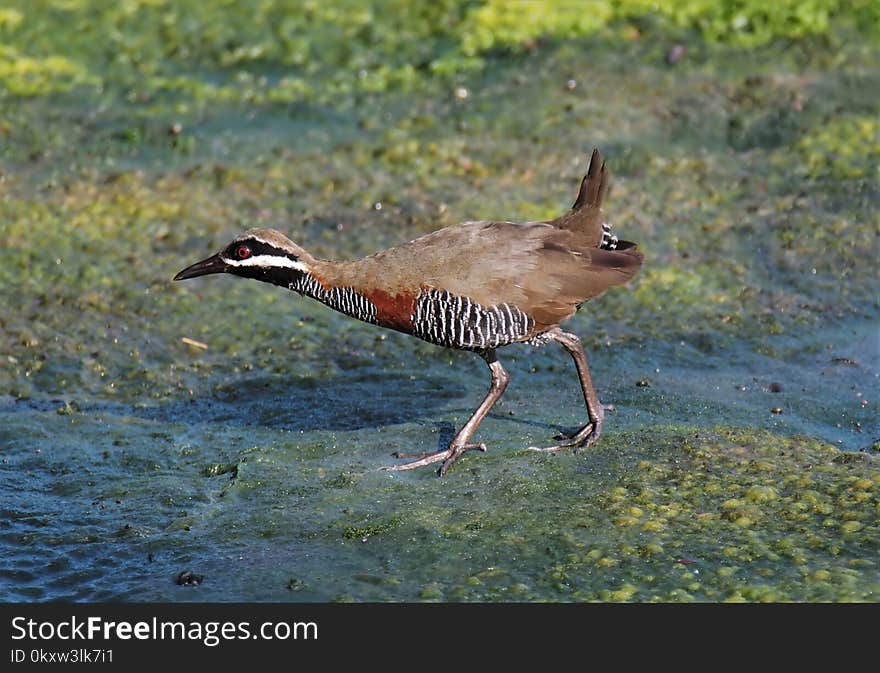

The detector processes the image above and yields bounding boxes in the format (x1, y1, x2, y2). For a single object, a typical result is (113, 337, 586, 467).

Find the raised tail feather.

(573, 148, 608, 212)
(551, 148, 610, 247)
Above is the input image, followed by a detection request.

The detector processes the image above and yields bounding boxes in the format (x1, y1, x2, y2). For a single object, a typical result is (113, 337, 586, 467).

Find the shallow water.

(1, 3, 878, 602)
(2, 314, 876, 602)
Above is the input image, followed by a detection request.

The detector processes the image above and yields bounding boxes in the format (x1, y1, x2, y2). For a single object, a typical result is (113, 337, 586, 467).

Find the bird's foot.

(527, 421, 602, 453)
(551, 405, 613, 440)
(379, 443, 487, 476)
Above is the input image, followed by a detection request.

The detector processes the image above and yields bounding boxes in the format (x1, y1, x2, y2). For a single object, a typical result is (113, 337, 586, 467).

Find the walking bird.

(174, 149, 643, 475)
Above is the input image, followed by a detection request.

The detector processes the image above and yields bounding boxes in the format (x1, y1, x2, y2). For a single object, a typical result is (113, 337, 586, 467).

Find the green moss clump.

(0, 44, 95, 96)
(342, 515, 403, 540)
(324, 472, 360, 489)
(454, 0, 880, 62)
(795, 116, 880, 180)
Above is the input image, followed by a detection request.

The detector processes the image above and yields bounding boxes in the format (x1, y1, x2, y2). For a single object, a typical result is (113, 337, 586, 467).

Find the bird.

(174, 148, 643, 475)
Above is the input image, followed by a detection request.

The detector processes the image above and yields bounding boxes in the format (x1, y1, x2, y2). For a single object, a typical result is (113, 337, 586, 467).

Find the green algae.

(1, 2, 879, 603)
(1, 1, 878, 108)
(341, 515, 404, 541)
(795, 115, 880, 180)
(0, 44, 95, 97)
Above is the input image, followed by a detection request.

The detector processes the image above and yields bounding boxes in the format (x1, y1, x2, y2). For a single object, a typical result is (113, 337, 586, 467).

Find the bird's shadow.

(139, 372, 466, 432)
(5, 372, 572, 439)
(427, 411, 572, 453)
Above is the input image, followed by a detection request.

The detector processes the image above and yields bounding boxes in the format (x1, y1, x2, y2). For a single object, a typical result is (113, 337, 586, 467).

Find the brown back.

(326, 219, 642, 334)
(311, 148, 642, 335)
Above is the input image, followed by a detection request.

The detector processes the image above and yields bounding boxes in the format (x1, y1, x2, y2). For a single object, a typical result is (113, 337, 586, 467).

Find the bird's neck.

(249, 257, 383, 327)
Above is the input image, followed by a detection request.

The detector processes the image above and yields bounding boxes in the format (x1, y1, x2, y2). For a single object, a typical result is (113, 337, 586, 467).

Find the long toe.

(380, 443, 487, 475)
(527, 422, 601, 453)
(553, 428, 580, 441)
(379, 449, 453, 472)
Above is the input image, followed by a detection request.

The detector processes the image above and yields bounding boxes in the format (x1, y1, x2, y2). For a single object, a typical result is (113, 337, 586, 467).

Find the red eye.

(236, 245, 251, 260)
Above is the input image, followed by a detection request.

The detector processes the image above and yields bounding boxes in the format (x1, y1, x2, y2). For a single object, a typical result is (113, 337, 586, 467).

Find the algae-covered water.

(1, 2, 878, 602)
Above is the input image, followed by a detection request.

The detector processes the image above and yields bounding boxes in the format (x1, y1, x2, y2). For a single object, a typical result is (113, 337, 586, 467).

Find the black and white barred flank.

(287, 274, 537, 351)
(600, 222, 619, 250)
(411, 289, 534, 351)
(289, 273, 378, 324)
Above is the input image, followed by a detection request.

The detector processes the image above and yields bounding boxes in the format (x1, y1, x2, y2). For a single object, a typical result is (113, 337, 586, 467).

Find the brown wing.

(349, 221, 547, 303)
(341, 220, 641, 333)
(521, 230, 643, 329)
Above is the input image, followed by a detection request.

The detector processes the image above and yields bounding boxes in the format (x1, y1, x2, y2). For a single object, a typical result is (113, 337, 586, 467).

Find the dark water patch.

(3, 370, 460, 433)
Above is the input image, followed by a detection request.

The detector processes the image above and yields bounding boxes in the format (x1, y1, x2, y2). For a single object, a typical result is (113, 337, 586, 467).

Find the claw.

(527, 421, 601, 453)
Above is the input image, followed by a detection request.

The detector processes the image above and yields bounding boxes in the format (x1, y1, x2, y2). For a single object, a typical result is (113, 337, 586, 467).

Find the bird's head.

(173, 228, 314, 283)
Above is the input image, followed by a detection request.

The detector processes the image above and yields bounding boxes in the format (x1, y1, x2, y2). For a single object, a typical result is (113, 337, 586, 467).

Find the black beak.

(173, 253, 228, 281)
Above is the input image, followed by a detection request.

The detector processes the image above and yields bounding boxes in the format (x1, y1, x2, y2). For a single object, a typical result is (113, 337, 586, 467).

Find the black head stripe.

(226, 238, 299, 262)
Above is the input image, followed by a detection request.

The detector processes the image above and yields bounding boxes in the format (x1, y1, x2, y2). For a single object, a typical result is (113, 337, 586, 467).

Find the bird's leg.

(528, 328, 604, 452)
(380, 350, 510, 475)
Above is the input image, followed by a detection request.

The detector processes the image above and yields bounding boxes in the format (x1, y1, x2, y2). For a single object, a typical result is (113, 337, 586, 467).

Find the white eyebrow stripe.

(225, 255, 309, 272)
